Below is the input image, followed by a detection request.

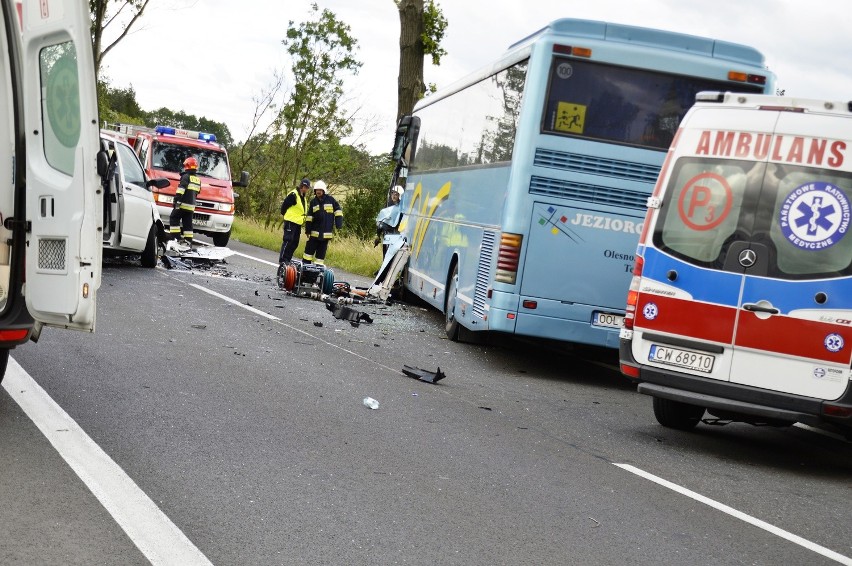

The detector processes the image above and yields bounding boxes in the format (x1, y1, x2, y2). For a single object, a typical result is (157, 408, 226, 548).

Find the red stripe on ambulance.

(735, 313, 852, 364)
(636, 294, 736, 344)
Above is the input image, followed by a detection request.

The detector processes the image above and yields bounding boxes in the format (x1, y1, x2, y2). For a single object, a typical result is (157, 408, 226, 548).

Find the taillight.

(727, 71, 766, 85)
(623, 255, 644, 330)
(495, 232, 522, 284)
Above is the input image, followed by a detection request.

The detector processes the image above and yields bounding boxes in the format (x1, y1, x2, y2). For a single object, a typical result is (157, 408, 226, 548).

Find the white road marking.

(190, 283, 399, 373)
(614, 463, 852, 566)
(4, 357, 213, 566)
(230, 250, 279, 267)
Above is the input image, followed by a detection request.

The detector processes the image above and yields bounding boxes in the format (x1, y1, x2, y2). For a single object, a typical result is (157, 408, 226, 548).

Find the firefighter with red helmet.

(168, 156, 201, 246)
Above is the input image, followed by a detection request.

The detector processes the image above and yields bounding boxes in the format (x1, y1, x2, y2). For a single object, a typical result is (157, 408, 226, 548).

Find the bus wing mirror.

(392, 115, 420, 162)
(392, 116, 412, 161)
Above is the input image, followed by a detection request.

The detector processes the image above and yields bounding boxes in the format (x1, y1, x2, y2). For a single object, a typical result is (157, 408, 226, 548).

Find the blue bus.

(391, 18, 775, 346)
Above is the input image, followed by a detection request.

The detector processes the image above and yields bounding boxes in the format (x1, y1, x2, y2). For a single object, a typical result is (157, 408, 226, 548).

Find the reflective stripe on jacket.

(305, 194, 343, 239)
(176, 172, 201, 211)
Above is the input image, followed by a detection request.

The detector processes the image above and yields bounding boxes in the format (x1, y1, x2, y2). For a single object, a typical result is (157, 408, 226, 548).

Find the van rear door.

(21, 0, 102, 330)
(728, 111, 852, 400)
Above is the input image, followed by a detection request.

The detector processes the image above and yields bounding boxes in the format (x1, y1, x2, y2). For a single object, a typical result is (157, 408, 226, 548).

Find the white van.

(619, 92, 852, 438)
(100, 131, 170, 267)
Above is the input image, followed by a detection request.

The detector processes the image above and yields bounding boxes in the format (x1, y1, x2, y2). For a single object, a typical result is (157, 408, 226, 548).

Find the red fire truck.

(106, 124, 249, 246)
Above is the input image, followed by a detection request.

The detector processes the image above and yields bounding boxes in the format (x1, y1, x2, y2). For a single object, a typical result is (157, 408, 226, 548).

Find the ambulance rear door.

(633, 106, 779, 383)
(728, 110, 852, 400)
(21, 0, 102, 330)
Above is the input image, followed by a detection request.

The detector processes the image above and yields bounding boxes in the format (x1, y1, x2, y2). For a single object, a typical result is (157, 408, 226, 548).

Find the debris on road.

(325, 300, 373, 327)
(401, 365, 446, 384)
(363, 397, 380, 410)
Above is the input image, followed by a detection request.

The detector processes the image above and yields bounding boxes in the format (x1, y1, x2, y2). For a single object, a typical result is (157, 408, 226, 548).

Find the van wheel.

(212, 229, 231, 247)
(444, 264, 460, 341)
(141, 225, 159, 268)
(652, 397, 704, 430)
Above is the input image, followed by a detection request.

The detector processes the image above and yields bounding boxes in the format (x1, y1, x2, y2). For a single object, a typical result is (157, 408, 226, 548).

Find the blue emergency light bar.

(154, 125, 217, 143)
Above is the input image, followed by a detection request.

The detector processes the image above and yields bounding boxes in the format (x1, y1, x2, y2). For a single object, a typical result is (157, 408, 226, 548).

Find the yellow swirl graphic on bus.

(403, 180, 452, 258)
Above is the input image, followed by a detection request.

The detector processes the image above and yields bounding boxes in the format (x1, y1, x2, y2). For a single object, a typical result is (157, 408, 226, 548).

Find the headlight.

(155, 194, 174, 204)
(215, 202, 235, 212)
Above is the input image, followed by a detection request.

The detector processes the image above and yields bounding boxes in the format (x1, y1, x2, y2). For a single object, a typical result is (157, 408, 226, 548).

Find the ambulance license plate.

(593, 311, 623, 329)
(648, 344, 714, 373)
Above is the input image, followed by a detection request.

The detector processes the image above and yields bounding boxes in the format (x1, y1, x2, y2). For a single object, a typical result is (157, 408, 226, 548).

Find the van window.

(654, 157, 761, 265)
(766, 165, 852, 277)
(114, 142, 146, 187)
(654, 157, 852, 279)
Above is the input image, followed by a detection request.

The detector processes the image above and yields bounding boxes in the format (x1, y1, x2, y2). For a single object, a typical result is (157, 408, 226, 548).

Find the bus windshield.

(151, 141, 231, 181)
(542, 58, 764, 150)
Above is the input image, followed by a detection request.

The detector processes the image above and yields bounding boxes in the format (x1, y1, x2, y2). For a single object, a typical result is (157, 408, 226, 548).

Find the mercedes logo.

(738, 248, 757, 267)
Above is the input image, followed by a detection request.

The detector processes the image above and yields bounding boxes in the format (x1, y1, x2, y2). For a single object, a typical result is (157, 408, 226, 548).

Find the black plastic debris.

(161, 255, 192, 270)
(314, 322, 323, 327)
(324, 300, 373, 327)
(401, 365, 446, 384)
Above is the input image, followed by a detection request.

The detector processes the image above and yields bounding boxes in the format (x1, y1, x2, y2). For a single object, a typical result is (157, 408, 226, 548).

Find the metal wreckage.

(161, 233, 411, 328)
(275, 232, 411, 327)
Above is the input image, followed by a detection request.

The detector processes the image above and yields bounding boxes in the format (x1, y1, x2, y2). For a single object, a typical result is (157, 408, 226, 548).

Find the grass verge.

(231, 216, 382, 277)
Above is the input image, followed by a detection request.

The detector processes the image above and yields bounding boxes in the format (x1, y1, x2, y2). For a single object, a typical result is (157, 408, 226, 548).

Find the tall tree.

(90, 0, 151, 76)
(249, 4, 362, 226)
(395, 0, 447, 120)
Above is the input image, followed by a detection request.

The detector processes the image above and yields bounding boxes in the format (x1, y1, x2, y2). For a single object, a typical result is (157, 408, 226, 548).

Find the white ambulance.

(0, 0, 103, 380)
(619, 91, 852, 438)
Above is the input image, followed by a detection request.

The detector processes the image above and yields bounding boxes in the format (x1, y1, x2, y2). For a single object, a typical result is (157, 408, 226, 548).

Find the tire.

(652, 396, 704, 430)
(212, 229, 231, 247)
(141, 224, 159, 268)
(444, 264, 460, 341)
(0, 349, 9, 384)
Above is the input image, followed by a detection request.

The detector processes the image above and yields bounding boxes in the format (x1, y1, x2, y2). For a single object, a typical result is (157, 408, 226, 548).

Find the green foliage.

(422, 1, 448, 65)
(232, 5, 364, 228)
(338, 152, 396, 239)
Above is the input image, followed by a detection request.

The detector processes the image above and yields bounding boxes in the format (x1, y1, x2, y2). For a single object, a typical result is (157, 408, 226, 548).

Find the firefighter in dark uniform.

(302, 180, 343, 266)
(168, 156, 201, 246)
(279, 177, 311, 264)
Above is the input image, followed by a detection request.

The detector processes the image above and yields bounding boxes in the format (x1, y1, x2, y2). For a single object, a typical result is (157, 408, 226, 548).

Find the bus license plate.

(648, 344, 715, 373)
(593, 312, 623, 329)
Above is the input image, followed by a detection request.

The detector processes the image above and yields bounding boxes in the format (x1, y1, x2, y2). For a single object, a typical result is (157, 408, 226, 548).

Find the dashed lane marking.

(614, 463, 852, 565)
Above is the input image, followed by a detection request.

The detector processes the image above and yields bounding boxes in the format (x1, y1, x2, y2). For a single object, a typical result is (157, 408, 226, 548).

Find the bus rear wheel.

(652, 396, 704, 430)
(444, 264, 460, 341)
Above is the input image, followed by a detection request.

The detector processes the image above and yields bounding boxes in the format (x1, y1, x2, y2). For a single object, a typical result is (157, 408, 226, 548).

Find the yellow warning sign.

(555, 102, 586, 134)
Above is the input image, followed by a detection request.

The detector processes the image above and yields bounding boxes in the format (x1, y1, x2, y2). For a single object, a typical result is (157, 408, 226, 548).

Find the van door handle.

(742, 303, 779, 315)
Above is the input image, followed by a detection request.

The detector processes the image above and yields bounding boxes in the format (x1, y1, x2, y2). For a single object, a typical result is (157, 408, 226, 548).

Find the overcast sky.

(101, 0, 852, 154)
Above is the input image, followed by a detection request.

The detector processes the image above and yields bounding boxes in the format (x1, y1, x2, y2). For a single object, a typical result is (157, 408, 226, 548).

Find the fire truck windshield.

(151, 141, 231, 181)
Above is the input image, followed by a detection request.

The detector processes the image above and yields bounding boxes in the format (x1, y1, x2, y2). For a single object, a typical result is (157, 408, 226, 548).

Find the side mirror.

(97, 140, 109, 178)
(392, 116, 412, 161)
(147, 177, 171, 189)
(233, 171, 250, 188)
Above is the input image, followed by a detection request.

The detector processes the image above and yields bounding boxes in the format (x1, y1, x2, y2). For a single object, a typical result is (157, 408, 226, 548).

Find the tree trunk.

(397, 0, 425, 121)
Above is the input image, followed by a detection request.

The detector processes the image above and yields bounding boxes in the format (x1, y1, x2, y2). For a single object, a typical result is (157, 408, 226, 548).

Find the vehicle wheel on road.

(0, 348, 9, 384)
(212, 229, 231, 247)
(444, 264, 460, 341)
(652, 396, 704, 430)
(141, 224, 159, 268)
